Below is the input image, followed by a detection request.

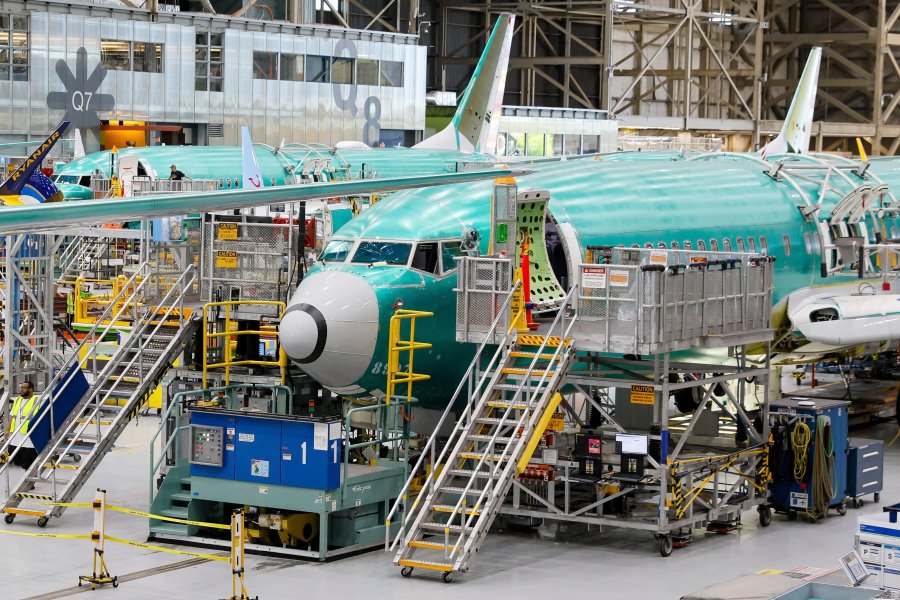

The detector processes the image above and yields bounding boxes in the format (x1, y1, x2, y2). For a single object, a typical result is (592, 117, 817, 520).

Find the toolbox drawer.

(847, 438, 884, 498)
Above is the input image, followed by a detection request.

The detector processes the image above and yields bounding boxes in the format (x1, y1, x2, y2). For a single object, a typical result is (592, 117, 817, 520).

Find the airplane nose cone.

(280, 271, 379, 392)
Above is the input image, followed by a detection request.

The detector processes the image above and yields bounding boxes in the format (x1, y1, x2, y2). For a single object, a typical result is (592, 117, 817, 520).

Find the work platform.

(387, 187, 776, 581)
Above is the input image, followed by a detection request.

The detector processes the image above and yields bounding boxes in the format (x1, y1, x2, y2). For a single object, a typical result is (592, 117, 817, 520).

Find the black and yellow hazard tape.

(105, 535, 229, 562)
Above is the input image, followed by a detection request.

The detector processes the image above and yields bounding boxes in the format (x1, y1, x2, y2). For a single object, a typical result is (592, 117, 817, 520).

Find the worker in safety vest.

(6, 380, 41, 468)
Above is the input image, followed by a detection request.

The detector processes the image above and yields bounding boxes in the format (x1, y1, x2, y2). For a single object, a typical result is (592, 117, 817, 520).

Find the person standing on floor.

(6, 380, 41, 468)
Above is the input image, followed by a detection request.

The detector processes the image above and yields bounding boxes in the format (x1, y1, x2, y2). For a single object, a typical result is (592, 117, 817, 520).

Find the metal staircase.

(386, 283, 577, 581)
(0, 263, 198, 527)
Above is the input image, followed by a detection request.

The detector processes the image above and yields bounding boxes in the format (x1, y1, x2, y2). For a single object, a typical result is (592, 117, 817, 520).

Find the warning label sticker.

(630, 384, 655, 405)
(251, 459, 269, 478)
(581, 266, 607, 289)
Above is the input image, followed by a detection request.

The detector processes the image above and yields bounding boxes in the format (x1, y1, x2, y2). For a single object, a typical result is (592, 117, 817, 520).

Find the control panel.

(190, 424, 225, 467)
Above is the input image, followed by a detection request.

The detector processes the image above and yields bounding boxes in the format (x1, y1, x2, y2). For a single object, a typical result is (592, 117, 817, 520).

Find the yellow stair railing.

(203, 300, 287, 387)
(385, 309, 433, 405)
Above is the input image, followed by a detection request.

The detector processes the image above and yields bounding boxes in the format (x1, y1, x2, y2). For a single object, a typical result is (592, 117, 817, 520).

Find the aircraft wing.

(0, 169, 515, 235)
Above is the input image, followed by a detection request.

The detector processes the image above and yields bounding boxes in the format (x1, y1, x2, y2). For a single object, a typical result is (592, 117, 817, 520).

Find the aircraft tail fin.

(241, 126, 264, 189)
(760, 47, 822, 157)
(414, 13, 515, 153)
(0, 120, 69, 199)
(72, 128, 86, 159)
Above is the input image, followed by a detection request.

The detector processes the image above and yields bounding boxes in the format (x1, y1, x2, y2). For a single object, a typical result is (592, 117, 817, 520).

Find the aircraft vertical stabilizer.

(414, 13, 515, 153)
(0, 121, 69, 205)
(760, 47, 822, 157)
(72, 128, 86, 159)
(241, 126, 264, 189)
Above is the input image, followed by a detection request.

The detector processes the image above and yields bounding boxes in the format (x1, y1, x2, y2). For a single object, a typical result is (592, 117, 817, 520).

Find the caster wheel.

(4, 514, 14, 524)
(112, 577, 118, 588)
(875, 492, 881, 503)
(853, 498, 864, 509)
(837, 504, 847, 517)
(758, 506, 772, 528)
(442, 572, 453, 584)
(658, 534, 673, 557)
(37, 517, 48, 528)
(73, 454, 81, 463)
(400, 566, 413, 578)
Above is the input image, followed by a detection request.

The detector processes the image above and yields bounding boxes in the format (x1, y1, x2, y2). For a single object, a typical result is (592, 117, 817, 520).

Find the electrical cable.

(791, 421, 810, 484)
(808, 416, 835, 521)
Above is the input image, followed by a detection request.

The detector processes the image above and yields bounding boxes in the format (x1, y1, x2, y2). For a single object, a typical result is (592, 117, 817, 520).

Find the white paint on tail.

(760, 47, 822, 157)
(241, 125, 264, 189)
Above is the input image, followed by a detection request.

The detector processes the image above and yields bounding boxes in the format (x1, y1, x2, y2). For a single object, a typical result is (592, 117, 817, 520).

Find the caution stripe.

(105, 535, 229, 562)
(0, 528, 91, 540)
(106, 504, 230, 530)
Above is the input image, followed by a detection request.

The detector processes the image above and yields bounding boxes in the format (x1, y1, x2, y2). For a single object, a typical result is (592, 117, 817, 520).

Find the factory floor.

(3, 415, 898, 599)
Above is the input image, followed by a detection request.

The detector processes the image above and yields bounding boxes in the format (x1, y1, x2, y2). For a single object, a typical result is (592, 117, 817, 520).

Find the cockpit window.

(441, 240, 464, 274)
(411, 242, 439, 274)
(320, 239, 353, 262)
(351, 241, 412, 265)
(55, 175, 79, 185)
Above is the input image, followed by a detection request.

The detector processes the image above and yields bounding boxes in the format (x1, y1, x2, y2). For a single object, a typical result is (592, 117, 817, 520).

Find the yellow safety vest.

(9, 394, 40, 435)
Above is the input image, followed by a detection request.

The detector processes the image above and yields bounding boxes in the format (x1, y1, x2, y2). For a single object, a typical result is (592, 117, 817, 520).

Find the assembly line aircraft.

(265, 46, 900, 410)
(0, 121, 70, 206)
(51, 14, 516, 200)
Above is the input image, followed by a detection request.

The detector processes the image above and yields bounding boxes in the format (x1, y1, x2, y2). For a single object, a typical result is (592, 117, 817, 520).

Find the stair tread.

(439, 486, 488, 496)
(397, 558, 454, 572)
(160, 507, 189, 518)
(432, 504, 482, 515)
(449, 468, 499, 479)
(419, 522, 470, 532)
(466, 434, 515, 443)
(170, 492, 194, 503)
(150, 522, 190, 535)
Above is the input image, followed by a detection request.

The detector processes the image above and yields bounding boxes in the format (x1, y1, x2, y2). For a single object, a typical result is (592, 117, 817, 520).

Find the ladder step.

(474, 417, 505, 425)
(459, 452, 508, 462)
(493, 383, 546, 393)
(419, 522, 470, 533)
(466, 434, 514, 443)
(508, 351, 560, 360)
(432, 504, 482, 516)
(397, 558, 454, 572)
(16, 492, 55, 501)
(41, 463, 79, 471)
(517, 334, 572, 348)
(487, 400, 529, 410)
(3, 507, 47, 517)
(500, 368, 557, 377)
(408, 540, 449, 551)
(439, 486, 486, 496)
(449, 469, 498, 479)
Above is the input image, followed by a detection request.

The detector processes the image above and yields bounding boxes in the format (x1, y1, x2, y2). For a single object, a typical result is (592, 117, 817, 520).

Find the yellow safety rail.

(385, 309, 433, 405)
(74, 274, 144, 326)
(203, 300, 287, 388)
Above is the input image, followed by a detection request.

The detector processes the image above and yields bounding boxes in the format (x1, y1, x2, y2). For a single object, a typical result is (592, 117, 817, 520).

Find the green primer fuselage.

(302, 153, 900, 410)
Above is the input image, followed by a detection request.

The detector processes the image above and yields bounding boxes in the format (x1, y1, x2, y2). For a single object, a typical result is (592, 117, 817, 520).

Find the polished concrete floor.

(2, 414, 898, 600)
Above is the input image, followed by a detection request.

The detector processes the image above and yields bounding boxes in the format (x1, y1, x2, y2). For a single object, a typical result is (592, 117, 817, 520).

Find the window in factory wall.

(195, 32, 223, 92)
(133, 42, 163, 73)
(101, 40, 131, 71)
(0, 14, 30, 81)
(280, 54, 304, 82)
(332, 56, 354, 84)
(358, 59, 379, 85)
(306, 55, 330, 83)
(380, 60, 403, 87)
(253, 51, 277, 80)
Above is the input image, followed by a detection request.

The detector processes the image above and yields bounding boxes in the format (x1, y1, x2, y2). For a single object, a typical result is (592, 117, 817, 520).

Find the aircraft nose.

(280, 271, 379, 392)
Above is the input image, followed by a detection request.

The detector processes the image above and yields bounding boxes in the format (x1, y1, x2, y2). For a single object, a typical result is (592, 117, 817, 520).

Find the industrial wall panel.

(3, 4, 425, 150)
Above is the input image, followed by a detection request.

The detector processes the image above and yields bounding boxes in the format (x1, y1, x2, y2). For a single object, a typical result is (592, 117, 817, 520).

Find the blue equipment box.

(189, 409, 342, 490)
(769, 398, 849, 513)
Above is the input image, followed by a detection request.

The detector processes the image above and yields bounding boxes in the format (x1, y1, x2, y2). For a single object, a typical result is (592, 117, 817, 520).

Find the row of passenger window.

(320, 238, 464, 275)
(252, 52, 403, 87)
(643, 234, 792, 256)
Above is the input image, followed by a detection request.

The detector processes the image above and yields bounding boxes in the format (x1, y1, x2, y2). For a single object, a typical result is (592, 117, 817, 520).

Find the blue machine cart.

(769, 398, 849, 520)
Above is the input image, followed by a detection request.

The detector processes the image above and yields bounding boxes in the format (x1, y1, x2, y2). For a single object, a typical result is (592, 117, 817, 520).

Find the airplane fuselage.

(281, 152, 900, 410)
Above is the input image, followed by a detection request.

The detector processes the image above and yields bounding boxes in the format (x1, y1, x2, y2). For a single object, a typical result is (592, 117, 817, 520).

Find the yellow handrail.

(386, 309, 433, 406)
(202, 300, 287, 388)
